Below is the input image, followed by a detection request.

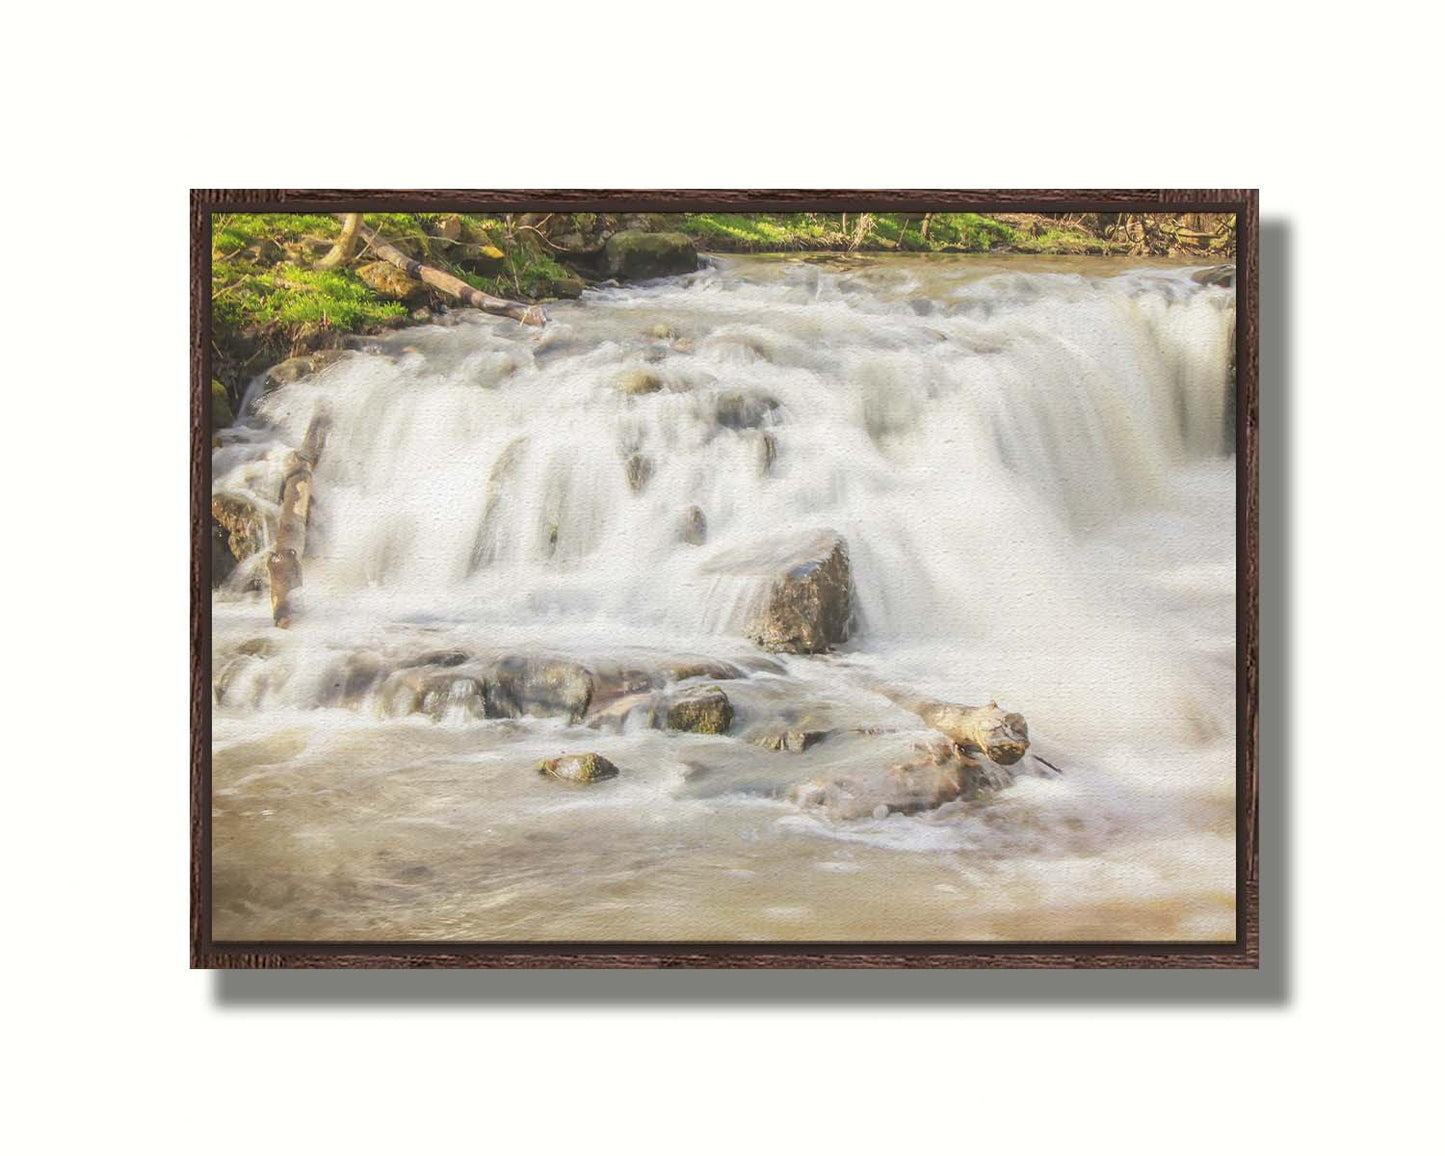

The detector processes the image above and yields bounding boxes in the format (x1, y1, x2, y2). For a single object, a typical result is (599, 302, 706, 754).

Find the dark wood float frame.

(191, 189, 1259, 970)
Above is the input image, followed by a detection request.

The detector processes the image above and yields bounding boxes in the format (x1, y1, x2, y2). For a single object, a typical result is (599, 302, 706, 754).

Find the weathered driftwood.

(315, 212, 362, 270)
(267, 412, 330, 628)
(342, 216, 545, 327)
(876, 687, 1030, 765)
(912, 699, 1030, 765)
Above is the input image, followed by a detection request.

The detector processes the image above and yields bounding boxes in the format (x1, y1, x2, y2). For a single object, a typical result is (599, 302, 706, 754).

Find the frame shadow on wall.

(214, 220, 1293, 1009)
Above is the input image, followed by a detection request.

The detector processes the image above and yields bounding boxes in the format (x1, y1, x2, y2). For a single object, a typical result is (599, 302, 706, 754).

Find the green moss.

(672, 211, 1023, 253)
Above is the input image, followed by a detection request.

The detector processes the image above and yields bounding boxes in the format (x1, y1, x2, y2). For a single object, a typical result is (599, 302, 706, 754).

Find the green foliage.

(674, 211, 1022, 253)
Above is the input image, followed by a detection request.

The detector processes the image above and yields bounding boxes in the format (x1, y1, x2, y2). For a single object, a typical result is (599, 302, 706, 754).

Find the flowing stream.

(212, 253, 1237, 942)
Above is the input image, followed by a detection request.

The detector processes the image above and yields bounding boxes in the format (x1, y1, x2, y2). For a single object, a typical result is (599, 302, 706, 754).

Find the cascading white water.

(212, 254, 1237, 943)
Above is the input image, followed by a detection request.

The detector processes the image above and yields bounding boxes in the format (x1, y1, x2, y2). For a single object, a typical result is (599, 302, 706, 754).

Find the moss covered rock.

(211, 379, 234, 432)
(603, 232, 698, 281)
(664, 686, 734, 735)
(357, 261, 429, 303)
(537, 752, 620, 785)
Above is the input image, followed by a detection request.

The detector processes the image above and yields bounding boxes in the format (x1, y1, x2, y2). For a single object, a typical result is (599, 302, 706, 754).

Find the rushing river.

(211, 253, 1237, 942)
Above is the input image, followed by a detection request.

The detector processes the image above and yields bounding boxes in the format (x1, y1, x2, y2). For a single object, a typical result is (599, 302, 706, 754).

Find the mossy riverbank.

(209, 209, 1234, 410)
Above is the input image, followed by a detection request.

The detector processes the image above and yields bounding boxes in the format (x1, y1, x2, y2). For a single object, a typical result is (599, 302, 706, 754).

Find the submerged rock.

(538, 752, 619, 785)
(791, 739, 1011, 820)
(748, 727, 829, 754)
(617, 368, 664, 396)
(625, 452, 654, 493)
(679, 505, 708, 545)
(603, 231, 698, 281)
(317, 652, 385, 709)
(715, 390, 779, 431)
(485, 656, 593, 722)
(381, 670, 486, 721)
(664, 686, 734, 735)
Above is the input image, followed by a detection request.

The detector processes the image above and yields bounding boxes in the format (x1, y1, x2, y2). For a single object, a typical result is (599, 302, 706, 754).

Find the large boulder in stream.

(709, 530, 854, 654)
(537, 752, 619, 785)
(603, 232, 698, 281)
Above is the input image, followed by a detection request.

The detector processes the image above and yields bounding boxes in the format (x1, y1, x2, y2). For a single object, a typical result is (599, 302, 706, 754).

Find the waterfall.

(211, 255, 1237, 943)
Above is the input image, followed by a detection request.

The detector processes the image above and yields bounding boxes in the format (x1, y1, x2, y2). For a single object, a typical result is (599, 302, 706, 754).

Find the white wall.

(5, 2, 1439, 1151)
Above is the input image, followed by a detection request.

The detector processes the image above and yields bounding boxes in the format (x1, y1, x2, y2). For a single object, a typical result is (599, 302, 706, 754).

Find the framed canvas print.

(192, 189, 1258, 969)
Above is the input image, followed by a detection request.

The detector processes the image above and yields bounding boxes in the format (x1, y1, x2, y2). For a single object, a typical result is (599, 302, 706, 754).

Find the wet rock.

(211, 379, 234, 433)
(749, 727, 829, 754)
(211, 522, 236, 585)
(259, 350, 348, 397)
(237, 637, 279, 659)
(757, 431, 777, 476)
(679, 505, 707, 545)
(546, 275, 585, 299)
(625, 452, 654, 493)
(400, 648, 470, 669)
(410, 307, 432, 323)
(1192, 264, 1235, 288)
(357, 261, 429, 303)
(381, 670, 486, 721)
(485, 656, 593, 722)
(211, 493, 270, 563)
(664, 686, 734, 735)
(537, 752, 619, 785)
(790, 740, 1010, 820)
(603, 231, 698, 281)
(617, 368, 664, 395)
(728, 530, 854, 654)
(715, 390, 779, 431)
(317, 652, 385, 709)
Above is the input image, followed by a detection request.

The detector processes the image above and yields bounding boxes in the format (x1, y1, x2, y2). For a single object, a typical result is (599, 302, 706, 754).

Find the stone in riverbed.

(679, 505, 707, 545)
(790, 739, 1010, 820)
(749, 727, 829, 754)
(617, 368, 664, 396)
(625, 452, 654, 493)
(485, 655, 593, 722)
(715, 390, 779, 431)
(381, 670, 486, 721)
(211, 492, 270, 563)
(538, 752, 620, 785)
(603, 231, 698, 281)
(740, 531, 854, 654)
(663, 686, 734, 735)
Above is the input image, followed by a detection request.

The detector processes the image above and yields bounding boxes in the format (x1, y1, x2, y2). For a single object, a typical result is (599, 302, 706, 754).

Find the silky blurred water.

(212, 253, 1237, 942)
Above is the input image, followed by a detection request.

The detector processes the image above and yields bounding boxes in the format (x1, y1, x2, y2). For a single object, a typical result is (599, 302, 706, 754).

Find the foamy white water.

(212, 253, 1237, 942)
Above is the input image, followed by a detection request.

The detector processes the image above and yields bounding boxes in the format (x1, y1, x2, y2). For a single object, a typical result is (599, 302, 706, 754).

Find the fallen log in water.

(268, 412, 329, 628)
(874, 686, 1030, 765)
(340, 215, 546, 327)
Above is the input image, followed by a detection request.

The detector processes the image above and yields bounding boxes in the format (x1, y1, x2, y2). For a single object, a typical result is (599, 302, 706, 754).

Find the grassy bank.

(210, 209, 1234, 407)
